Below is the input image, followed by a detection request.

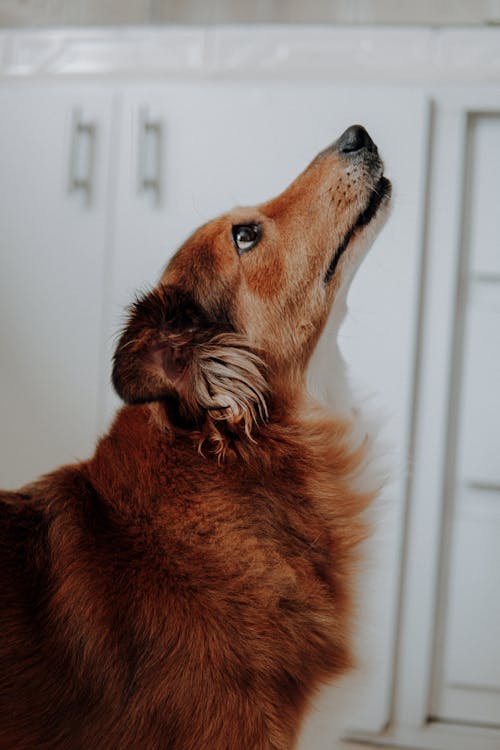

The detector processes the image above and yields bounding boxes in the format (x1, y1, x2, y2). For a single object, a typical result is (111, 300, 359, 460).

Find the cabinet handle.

(68, 108, 97, 207)
(138, 108, 163, 206)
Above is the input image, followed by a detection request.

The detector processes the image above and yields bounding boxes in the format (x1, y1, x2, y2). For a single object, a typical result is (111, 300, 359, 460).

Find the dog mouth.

(324, 175, 392, 283)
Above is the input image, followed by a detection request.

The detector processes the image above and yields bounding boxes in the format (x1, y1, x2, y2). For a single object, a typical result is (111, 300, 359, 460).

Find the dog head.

(112, 125, 391, 449)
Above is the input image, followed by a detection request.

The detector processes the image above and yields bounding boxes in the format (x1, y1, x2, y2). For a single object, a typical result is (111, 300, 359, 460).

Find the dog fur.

(0, 127, 391, 749)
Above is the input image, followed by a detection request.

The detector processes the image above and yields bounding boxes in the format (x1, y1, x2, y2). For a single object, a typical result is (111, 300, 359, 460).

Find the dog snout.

(336, 125, 378, 156)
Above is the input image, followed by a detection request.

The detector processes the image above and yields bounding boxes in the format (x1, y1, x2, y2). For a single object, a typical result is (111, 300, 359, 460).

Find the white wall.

(2, 0, 500, 27)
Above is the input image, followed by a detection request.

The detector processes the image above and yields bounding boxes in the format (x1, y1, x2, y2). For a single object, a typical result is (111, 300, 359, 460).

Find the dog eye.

(232, 224, 261, 254)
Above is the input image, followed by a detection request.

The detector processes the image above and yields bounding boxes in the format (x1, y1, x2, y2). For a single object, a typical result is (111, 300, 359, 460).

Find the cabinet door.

(107, 82, 428, 741)
(433, 112, 500, 727)
(0, 83, 114, 489)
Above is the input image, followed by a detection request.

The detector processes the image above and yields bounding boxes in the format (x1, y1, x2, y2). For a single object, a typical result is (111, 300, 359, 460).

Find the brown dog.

(0, 125, 391, 750)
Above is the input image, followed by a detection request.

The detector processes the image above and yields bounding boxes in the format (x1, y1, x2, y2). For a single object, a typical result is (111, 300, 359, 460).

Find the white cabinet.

(0, 83, 115, 488)
(1, 35, 498, 748)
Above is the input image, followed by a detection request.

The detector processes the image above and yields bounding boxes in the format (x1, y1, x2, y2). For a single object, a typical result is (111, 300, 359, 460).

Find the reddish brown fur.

(0, 130, 390, 749)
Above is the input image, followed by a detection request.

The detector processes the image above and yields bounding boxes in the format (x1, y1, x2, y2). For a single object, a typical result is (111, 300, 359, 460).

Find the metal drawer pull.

(68, 108, 96, 206)
(138, 108, 163, 205)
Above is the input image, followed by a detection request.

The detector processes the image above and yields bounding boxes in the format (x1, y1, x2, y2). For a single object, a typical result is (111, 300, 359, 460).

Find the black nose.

(337, 125, 377, 155)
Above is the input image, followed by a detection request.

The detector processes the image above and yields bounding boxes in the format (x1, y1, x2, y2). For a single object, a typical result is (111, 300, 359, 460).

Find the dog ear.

(112, 285, 268, 436)
(112, 285, 205, 405)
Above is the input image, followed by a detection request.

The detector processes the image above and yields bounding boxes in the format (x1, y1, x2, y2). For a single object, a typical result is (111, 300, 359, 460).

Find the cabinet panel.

(0, 84, 114, 488)
(437, 487, 500, 725)
(469, 115, 500, 277)
(445, 488, 500, 691)
(458, 281, 500, 485)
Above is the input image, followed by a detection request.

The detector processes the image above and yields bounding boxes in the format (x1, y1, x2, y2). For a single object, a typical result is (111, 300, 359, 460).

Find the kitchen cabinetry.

(0, 26, 499, 750)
